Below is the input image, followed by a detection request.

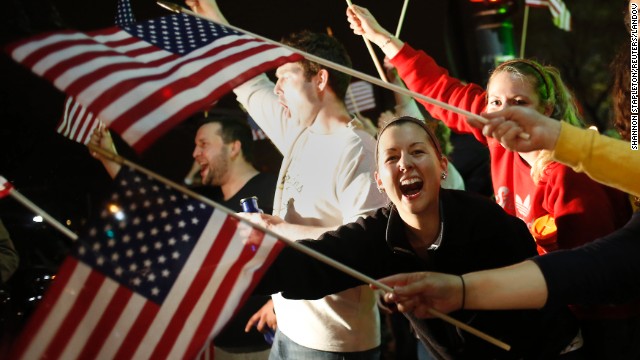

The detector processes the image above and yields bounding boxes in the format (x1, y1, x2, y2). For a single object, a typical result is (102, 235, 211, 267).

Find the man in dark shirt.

(91, 115, 277, 359)
(191, 116, 277, 358)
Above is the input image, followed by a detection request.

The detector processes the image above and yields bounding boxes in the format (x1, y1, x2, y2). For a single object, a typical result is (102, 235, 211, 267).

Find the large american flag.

(56, 0, 136, 145)
(7, 13, 302, 152)
(10, 167, 284, 359)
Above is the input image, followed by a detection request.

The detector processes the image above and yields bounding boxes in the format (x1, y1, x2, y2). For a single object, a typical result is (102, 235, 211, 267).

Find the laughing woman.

(257, 117, 582, 359)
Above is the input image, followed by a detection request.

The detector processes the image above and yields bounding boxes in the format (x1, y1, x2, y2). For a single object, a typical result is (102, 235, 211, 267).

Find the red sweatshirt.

(391, 44, 631, 252)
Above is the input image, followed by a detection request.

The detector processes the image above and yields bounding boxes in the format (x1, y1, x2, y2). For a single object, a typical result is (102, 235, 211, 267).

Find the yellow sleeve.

(552, 122, 640, 197)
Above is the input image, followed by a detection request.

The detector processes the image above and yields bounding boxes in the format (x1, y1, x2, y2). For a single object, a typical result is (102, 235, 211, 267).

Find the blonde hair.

(489, 59, 583, 183)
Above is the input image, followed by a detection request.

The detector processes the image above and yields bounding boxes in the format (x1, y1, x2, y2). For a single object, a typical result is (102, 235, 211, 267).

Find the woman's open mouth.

(400, 178, 423, 199)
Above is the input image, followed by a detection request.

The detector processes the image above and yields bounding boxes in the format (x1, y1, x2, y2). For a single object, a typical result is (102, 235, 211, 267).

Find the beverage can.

(240, 196, 261, 213)
(263, 328, 275, 345)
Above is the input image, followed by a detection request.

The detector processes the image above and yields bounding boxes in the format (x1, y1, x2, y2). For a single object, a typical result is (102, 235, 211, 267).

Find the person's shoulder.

(541, 161, 594, 186)
(442, 189, 505, 217)
(244, 173, 278, 199)
(253, 172, 278, 185)
(338, 126, 377, 152)
(442, 190, 530, 241)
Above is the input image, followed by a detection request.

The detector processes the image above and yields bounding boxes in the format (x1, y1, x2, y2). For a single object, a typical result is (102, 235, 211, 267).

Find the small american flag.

(57, 0, 136, 145)
(8, 13, 302, 152)
(345, 80, 376, 114)
(524, 0, 571, 31)
(548, 0, 571, 31)
(10, 167, 284, 359)
(0, 176, 13, 199)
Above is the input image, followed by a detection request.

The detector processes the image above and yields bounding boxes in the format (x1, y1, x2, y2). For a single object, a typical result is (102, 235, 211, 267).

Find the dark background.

(0, 0, 631, 352)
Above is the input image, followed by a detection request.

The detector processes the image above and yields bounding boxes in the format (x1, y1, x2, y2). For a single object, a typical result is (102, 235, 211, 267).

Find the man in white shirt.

(186, 1, 387, 358)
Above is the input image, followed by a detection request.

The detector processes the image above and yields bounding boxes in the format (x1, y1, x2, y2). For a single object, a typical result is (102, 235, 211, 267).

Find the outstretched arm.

(468, 107, 561, 153)
(472, 107, 640, 197)
(379, 260, 548, 317)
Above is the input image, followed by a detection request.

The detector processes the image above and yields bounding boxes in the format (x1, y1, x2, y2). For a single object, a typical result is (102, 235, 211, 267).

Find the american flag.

(345, 80, 376, 114)
(10, 167, 284, 359)
(56, 0, 136, 145)
(7, 13, 302, 153)
(0, 176, 13, 199)
(548, 0, 571, 31)
(524, 0, 571, 31)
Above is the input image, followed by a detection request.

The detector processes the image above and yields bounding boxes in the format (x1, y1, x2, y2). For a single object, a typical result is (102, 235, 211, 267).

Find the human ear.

(316, 69, 329, 91)
(374, 171, 384, 191)
(439, 156, 449, 174)
(229, 140, 242, 159)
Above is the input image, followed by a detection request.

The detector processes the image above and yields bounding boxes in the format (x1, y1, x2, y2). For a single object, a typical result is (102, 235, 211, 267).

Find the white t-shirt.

(235, 75, 387, 352)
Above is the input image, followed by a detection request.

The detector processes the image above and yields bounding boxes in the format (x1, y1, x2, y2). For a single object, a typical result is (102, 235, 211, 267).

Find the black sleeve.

(255, 210, 392, 299)
(535, 212, 640, 309)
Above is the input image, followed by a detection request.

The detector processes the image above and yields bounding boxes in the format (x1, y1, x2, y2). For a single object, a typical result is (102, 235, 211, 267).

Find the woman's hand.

(377, 272, 464, 318)
(346, 5, 392, 47)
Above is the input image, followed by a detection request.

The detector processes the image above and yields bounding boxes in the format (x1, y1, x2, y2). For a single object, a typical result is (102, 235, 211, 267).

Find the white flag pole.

(1, 184, 78, 241)
(520, 5, 530, 58)
(395, 0, 410, 38)
(156, 1, 512, 130)
(344, 0, 388, 82)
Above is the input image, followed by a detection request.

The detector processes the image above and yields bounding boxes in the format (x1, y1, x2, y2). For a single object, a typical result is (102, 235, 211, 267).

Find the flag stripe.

(51, 34, 243, 105)
(114, 300, 159, 359)
(103, 40, 272, 131)
(98, 293, 147, 359)
(76, 285, 133, 359)
(41, 37, 145, 84)
(9, 30, 100, 63)
(181, 227, 267, 358)
(58, 277, 118, 359)
(121, 51, 302, 152)
(43, 271, 105, 359)
(195, 232, 285, 359)
(148, 214, 239, 359)
(11, 258, 78, 359)
(18, 259, 91, 360)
